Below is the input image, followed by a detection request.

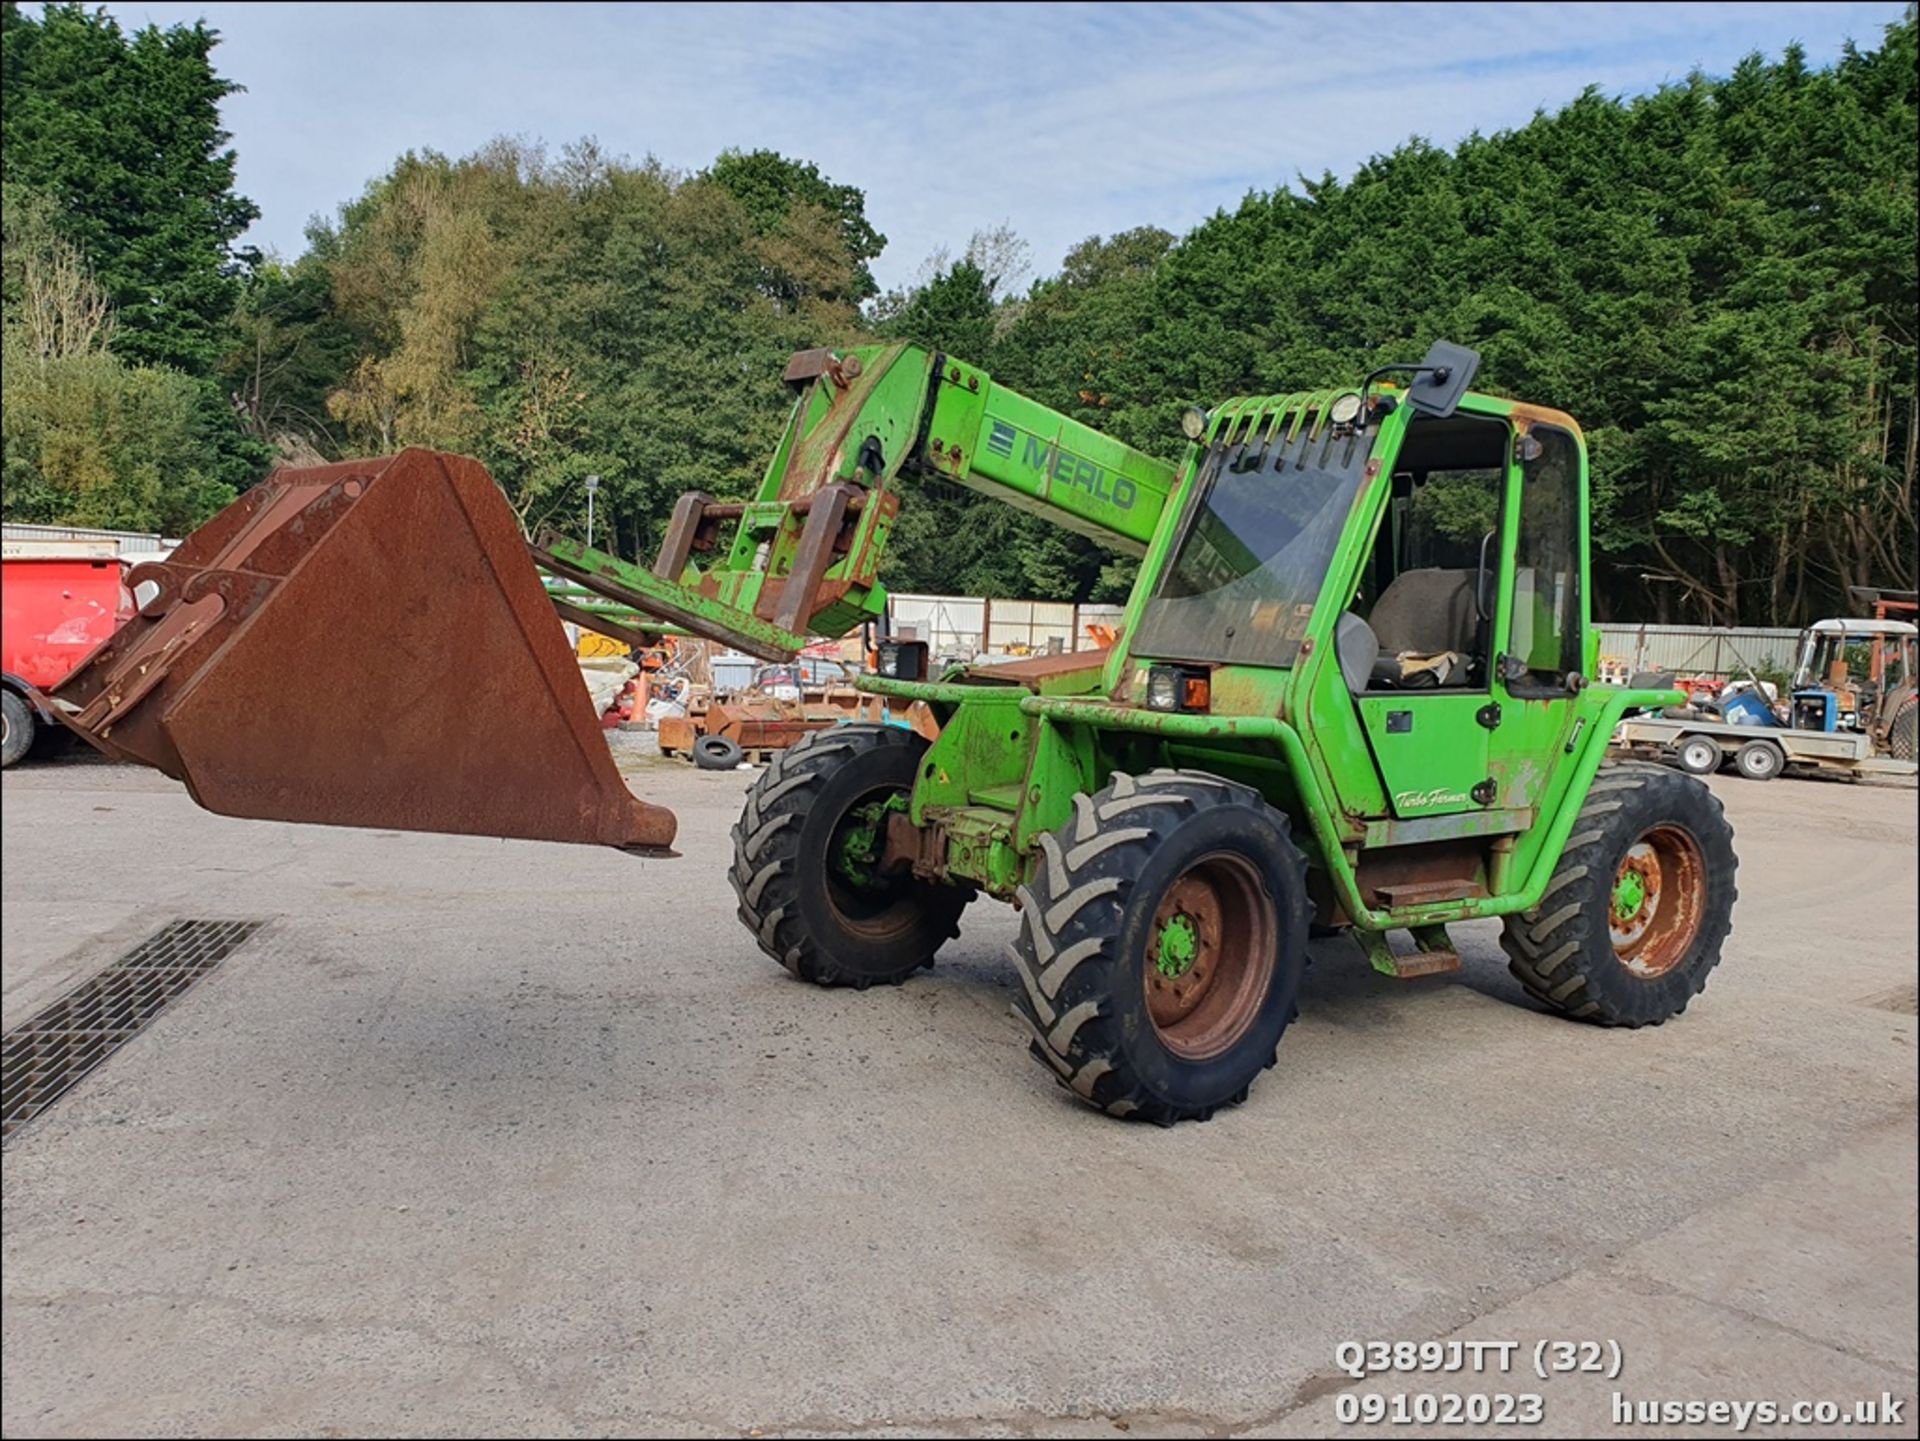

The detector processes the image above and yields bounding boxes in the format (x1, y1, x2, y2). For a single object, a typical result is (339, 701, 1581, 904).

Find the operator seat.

(1363, 568, 1480, 688)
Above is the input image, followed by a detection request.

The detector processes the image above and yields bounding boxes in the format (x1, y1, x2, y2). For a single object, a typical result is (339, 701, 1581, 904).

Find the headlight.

(1180, 407, 1209, 442)
(1328, 391, 1363, 426)
(1145, 666, 1183, 710)
(1144, 665, 1210, 712)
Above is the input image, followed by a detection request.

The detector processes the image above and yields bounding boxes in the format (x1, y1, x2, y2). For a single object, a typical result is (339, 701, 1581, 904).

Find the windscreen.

(1131, 417, 1372, 667)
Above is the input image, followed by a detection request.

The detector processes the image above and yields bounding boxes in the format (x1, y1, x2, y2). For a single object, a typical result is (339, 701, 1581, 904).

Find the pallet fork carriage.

(44, 341, 1738, 1122)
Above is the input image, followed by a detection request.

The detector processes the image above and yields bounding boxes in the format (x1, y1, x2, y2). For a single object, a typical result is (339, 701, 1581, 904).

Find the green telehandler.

(46, 340, 1736, 1123)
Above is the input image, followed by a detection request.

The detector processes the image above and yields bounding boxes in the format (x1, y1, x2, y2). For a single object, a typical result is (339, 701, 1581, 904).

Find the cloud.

(105, 0, 1907, 288)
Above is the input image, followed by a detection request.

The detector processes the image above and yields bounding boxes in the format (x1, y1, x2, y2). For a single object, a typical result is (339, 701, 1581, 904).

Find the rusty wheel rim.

(1609, 824, 1706, 980)
(1144, 852, 1277, 1060)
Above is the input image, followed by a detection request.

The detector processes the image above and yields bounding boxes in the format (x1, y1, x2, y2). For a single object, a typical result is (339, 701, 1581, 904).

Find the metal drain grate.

(2, 919, 264, 1140)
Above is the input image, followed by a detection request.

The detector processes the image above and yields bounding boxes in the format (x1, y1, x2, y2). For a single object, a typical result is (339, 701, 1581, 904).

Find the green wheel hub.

(835, 791, 907, 887)
(1612, 867, 1647, 921)
(1155, 914, 1199, 978)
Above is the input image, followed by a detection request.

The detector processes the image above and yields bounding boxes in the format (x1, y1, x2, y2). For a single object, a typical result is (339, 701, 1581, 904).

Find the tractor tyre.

(693, 733, 745, 770)
(1, 689, 33, 769)
(1733, 739, 1784, 782)
(1501, 761, 1736, 1028)
(1010, 769, 1309, 1124)
(1890, 698, 1918, 762)
(1675, 734, 1720, 776)
(730, 725, 971, 988)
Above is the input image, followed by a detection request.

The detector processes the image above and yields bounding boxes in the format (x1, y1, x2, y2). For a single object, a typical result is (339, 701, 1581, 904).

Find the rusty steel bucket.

(46, 449, 678, 853)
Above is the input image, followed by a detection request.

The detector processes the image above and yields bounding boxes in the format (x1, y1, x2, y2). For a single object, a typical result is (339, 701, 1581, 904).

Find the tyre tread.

(1501, 761, 1737, 1027)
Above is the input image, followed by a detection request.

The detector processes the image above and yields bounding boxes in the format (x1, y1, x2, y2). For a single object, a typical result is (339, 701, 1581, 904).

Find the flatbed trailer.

(1613, 714, 1919, 782)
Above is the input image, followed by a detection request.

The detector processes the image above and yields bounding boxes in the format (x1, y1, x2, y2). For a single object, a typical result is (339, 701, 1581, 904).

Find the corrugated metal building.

(889, 594, 1125, 658)
(1594, 624, 1801, 680)
(2, 522, 177, 554)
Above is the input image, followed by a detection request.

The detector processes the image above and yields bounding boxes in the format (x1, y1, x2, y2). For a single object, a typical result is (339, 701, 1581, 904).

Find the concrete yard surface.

(2, 742, 1915, 1438)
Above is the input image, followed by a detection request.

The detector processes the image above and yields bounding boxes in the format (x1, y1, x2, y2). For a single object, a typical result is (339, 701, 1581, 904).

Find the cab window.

(1509, 427, 1584, 691)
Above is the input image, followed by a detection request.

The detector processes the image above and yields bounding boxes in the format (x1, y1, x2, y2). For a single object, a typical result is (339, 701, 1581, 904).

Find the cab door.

(1485, 422, 1589, 808)
(1347, 410, 1512, 819)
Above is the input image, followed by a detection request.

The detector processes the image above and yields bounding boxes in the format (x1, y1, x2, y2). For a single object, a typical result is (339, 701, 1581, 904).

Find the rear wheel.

(1675, 735, 1720, 776)
(1, 689, 33, 769)
(1502, 762, 1736, 1026)
(1733, 739, 1783, 781)
(730, 725, 970, 988)
(1010, 770, 1308, 1124)
(1890, 698, 1917, 761)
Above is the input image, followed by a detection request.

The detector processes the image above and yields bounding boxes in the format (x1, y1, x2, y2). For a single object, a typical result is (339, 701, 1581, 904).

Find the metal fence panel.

(890, 594, 988, 656)
(890, 594, 1127, 657)
(1596, 624, 1801, 681)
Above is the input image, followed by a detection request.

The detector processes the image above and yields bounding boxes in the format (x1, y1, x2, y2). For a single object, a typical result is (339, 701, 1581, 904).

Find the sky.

(100, 1, 1911, 292)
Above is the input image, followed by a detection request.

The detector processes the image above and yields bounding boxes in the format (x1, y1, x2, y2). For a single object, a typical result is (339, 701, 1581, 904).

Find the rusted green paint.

(1012, 718, 1094, 852)
(858, 676, 1026, 707)
(866, 366, 1676, 936)
(539, 535, 815, 661)
(1361, 806, 1535, 848)
(927, 804, 1026, 895)
(1018, 695, 1293, 741)
(541, 337, 1695, 959)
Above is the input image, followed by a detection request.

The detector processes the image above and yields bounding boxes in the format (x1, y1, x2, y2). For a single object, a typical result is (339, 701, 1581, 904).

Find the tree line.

(3, 1, 1913, 625)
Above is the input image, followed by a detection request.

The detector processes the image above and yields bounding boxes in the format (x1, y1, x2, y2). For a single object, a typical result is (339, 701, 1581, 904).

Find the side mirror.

(1406, 341, 1481, 418)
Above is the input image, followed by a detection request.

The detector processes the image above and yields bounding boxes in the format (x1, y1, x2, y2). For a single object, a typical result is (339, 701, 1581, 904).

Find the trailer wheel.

(1675, 735, 1720, 775)
(1010, 770, 1308, 1124)
(1502, 761, 1736, 1027)
(1733, 739, 1783, 781)
(730, 725, 971, 988)
(1, 689, 33, 769)
(693, 733, 745, 770)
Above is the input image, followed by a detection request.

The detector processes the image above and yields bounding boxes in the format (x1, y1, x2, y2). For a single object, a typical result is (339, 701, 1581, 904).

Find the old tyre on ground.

(1675, 734, 1720, 776)
(1, 689, 33, 769)
(1890, 698, 1918, 761)
(730, 725, 971, 988)
(1502, 761, 1736, 1027)
(1733, 738, 1784, 781)
(1010, 769, 1309, 1124)
(693, 733, 746, 770)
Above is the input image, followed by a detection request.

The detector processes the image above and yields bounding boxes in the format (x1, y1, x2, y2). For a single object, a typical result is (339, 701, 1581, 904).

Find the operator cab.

(1331, 406, 1585, 694)
(1342, 412, 1507, 692)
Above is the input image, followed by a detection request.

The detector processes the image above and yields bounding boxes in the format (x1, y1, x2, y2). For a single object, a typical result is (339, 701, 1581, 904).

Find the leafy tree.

(1019, 17, 1917, 622)
(1, 195, 229, 530)
(223, 257, 359, 463)
(708, 149, 886, 303)
(2, 2, 269, 520)
(302, 140, 869, 558)
(28, 7, 1897, 622)
(1, 1, 258, 374)
(1, 330, 232, 532)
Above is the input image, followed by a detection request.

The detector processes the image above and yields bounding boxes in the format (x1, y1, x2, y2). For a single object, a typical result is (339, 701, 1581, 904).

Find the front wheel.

(1011, 770, 1309, 1124)
(1502, 762, 1736, 1026)
(730, 725, 970, 988)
